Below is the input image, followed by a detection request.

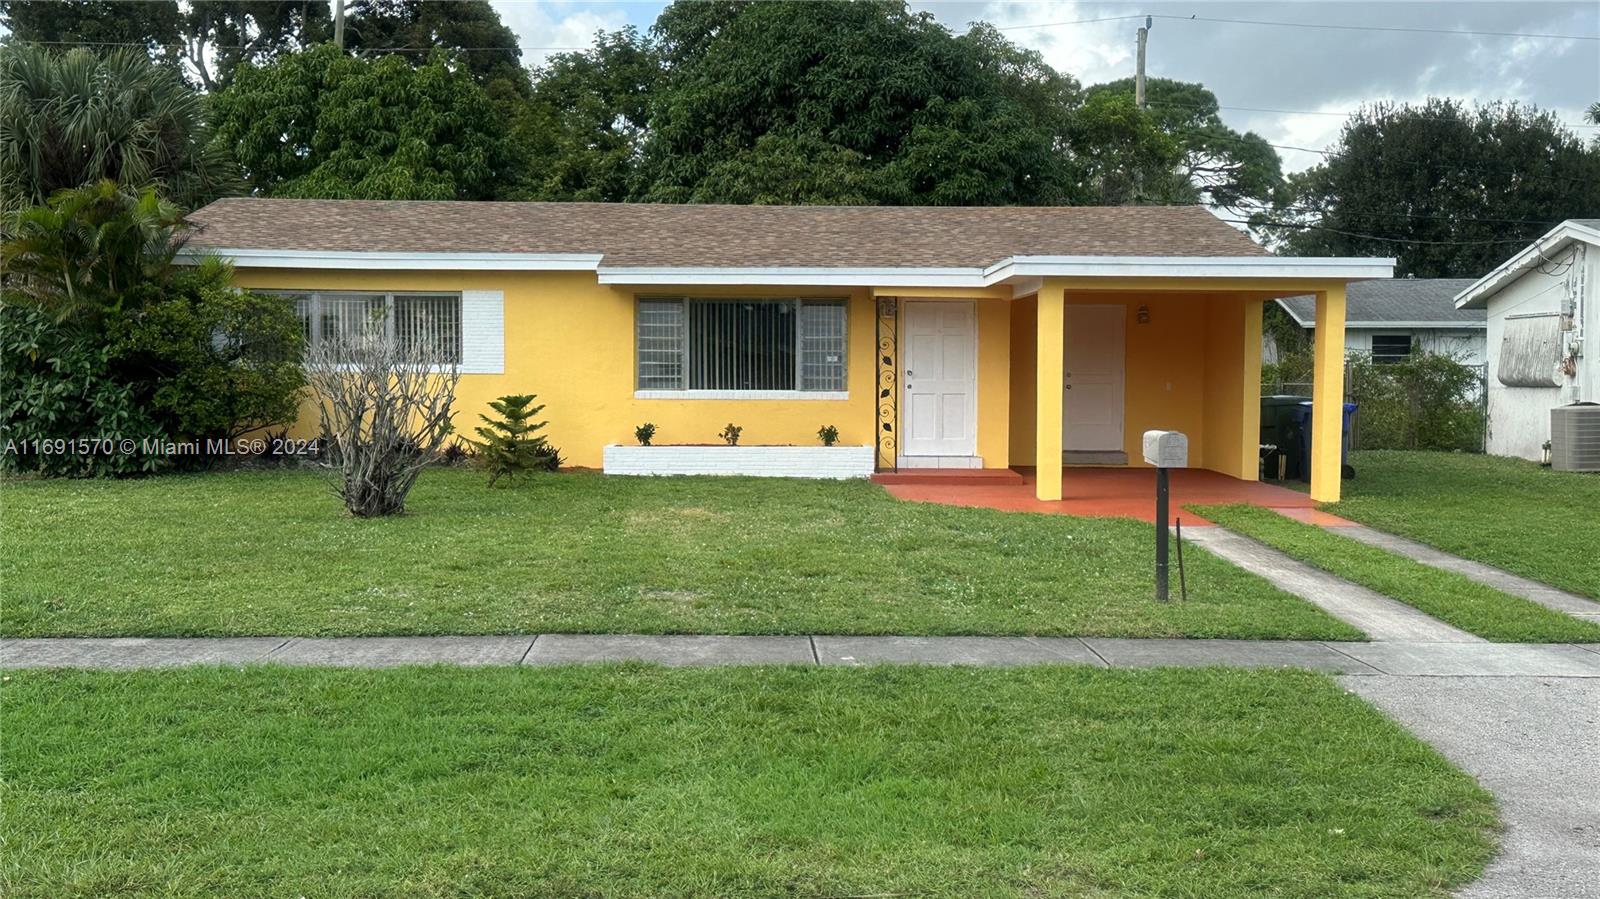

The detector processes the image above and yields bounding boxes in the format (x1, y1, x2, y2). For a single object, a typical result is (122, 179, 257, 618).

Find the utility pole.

(333, 0, 346, 49)
(1134, 15, 1150, 109)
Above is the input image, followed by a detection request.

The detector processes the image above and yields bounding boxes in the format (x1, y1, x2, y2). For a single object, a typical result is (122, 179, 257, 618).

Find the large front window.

(268, 291, 462, 364)
(637, 298, 847, 393)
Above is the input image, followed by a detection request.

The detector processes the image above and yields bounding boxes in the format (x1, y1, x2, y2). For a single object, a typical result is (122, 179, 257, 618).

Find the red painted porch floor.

(873, 467, 1343, 525)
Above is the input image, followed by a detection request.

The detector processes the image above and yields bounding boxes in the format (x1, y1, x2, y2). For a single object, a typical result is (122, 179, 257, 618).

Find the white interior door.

(1063, 304, 1126, 452)
(903, 301, 977, 457)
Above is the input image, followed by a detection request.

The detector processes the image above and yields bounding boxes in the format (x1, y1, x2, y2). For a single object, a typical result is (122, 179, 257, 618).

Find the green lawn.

(0, 469, 1360, 640)
(1, 665, 1496, 898)
(1332, 451, 1600, 599)
(1194, 504, 1600, 643)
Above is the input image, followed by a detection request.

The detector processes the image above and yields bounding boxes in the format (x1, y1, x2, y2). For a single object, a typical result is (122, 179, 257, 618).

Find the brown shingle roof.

(185, 199, 1267, 268)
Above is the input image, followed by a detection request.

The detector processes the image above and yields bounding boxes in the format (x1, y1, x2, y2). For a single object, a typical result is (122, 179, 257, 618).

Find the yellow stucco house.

(185, 199, 1391, 502)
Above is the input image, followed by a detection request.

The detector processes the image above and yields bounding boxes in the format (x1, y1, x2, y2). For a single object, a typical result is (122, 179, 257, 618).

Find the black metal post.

(1155, 467, 1169, 601)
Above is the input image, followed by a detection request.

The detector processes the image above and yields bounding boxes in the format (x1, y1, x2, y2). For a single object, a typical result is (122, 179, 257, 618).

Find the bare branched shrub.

(306, 329, 460, 517)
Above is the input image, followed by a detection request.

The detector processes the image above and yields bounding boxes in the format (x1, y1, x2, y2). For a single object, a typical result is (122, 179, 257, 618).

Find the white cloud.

(489, 0, 631, 68)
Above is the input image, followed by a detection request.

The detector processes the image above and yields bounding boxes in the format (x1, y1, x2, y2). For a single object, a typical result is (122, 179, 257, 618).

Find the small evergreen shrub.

(818, 425, 839, 446)
(635, 422, 656, 446)
(470, 394, 562, 485)
(719, 423, 742, 446)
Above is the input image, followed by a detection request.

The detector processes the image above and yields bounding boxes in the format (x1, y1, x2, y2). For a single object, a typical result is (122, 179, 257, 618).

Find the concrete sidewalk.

(5, 634, 1600, 676)
(1181, 525, 1483, 642)
(1333, 524, 1600, 624)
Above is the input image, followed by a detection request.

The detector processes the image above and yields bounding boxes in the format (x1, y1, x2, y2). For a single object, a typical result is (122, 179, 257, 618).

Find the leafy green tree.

(182, 1, 329, 90)
(2, 0, 329, 91)
(210, 45, 514, 199)
(516, 27, 660, 202)
(1261, 99, 1600, 277)
(636, 1, 1082, 205)
(0, 46, 240, 220)
(0, 0, 184, 63)
(346, 0, 527, 97)
(469, 394, 560, 486)
(1085, 77, 1282, 210)
(1068, 90, 1181, 206)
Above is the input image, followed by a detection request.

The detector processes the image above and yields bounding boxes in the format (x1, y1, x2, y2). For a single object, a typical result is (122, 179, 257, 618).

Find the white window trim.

(636, 296, 849, 395)
(634, 389, 849, 401)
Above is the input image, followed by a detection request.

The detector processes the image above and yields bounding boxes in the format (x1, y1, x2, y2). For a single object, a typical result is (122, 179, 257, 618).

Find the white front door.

(1063, 304, 1126, 452)
(903, 300, 977, 457)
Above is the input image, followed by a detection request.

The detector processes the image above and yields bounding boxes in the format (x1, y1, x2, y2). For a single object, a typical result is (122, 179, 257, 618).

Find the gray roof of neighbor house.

(184, 199, 1269, 268)
(1277, 279, 1485, 328)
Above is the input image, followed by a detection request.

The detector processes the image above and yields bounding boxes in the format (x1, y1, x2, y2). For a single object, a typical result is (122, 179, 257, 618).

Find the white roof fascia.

(995, 255, 1394, 281)
(601, 256, 1395, 287)
(1454, 220, 1600, 309)
(595, 266, 988, 287)
(190, 247, 1396, 285)
(181, 248, 605, 271)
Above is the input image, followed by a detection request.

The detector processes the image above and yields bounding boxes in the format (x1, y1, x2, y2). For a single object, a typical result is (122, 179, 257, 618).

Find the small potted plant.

(602, 420, 872, 479)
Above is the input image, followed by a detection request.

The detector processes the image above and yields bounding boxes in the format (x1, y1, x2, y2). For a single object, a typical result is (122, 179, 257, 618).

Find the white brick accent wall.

(603, 445, 875, 479)
(460, 290, 504, 374)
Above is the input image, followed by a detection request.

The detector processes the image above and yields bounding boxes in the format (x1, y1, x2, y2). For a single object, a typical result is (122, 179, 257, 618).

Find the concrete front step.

(870, 468, 1026, 486)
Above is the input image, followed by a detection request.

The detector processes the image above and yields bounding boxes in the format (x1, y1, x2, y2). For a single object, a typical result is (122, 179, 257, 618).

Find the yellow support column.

(1238, 296, 1265, 480)
(1035, 281, 1065, 501)
(1310, 285, 1347, 503)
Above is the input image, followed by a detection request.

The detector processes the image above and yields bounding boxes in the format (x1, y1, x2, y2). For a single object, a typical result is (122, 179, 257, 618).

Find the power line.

(3, 38, 588, 52)
(1147, 13, 1599, 42)
(994, 15, 1146, 32)
(994, 10, 1599, 41)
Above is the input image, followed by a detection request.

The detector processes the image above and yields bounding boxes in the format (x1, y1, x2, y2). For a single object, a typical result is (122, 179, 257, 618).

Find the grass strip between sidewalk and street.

(1193, 504, 1600, 643)
(2, 664, 1496, 898)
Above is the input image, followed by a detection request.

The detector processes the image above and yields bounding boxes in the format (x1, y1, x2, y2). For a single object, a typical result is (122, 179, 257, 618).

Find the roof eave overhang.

(1454, 221, 1600, 310)
(183, 247, 1395, 286)
(598, 256, 1395, 287)
(176, 248, 606, 270)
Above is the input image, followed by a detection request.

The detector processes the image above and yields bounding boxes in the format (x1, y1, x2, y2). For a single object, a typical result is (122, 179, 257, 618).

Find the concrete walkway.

(1345, 676, 1600, 898)
(6, 634, 1600, 675)
(1332, 524, 1600, 624)
(1180, 525, 1484, 642)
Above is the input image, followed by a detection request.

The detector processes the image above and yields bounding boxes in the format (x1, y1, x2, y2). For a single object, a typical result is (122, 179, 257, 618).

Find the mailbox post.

(1142, 430, 1189, 601)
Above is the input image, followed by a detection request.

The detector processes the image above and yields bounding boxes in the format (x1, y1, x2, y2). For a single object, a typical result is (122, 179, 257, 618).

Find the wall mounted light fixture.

(1137, 304, 1151, 325)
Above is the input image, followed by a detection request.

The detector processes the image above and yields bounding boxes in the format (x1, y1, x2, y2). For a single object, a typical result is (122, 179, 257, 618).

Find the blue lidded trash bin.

(1292, 401, 1358, 481)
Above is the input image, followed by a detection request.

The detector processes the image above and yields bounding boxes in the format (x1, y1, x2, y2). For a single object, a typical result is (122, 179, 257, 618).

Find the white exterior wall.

(1482, 243, 1596, 461)
(603, 444, 876, 478)
(1343, 328, 1486, 366)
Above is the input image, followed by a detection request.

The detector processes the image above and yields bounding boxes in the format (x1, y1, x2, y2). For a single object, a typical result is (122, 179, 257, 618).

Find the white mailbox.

(1142, 430, 1189, 469)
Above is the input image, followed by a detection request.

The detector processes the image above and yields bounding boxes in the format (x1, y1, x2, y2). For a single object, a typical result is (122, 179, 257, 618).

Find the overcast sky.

(491, 0, 1600, 173)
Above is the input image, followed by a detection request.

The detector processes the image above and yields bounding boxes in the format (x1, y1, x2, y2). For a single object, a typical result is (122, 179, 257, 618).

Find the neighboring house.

(1274, 279, 1486, 366)
(1455, 219, 1599, 461)
(183, 200, 1391, 501)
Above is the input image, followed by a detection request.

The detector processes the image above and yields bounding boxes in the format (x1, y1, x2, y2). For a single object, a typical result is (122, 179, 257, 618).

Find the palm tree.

(0, 45, 241, 222)
(1588, 101, 1600, 125)
(1, 180, 185, 324)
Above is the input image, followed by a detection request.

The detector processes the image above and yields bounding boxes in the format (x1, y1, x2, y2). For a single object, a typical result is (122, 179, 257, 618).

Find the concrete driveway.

(1343, 675, 1600, 899)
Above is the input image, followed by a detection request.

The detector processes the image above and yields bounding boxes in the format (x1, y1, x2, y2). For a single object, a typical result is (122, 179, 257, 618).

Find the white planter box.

(603, 444, 876, 479)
